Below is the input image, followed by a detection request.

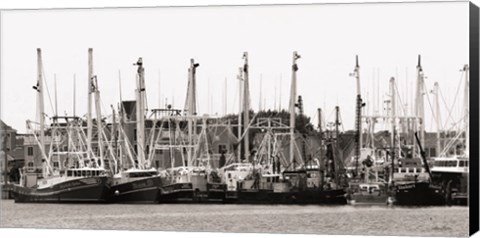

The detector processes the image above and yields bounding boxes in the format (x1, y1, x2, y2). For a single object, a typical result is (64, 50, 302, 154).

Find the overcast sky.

(0, 1, 469, 133)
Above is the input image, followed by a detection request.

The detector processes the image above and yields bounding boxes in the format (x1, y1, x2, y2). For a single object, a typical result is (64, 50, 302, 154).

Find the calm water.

(0, 200, 469, 237)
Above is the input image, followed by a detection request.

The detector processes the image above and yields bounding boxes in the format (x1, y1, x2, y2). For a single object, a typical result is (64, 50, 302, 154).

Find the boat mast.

(242, 52, 251, 162)
(414, 55, 425, 158)
(237, 67, 243, 163)
(462, 64, 469, 157)
(93, 77, 105, 168)
(111, 105, 117, 171)
(54, 75, 58, 118)
(318, 108, 324, 187)
(335, 106, 340, 141)
(289, 52, 300, 165)
(35, 48, 48, 176)
(389, 77, 396, 182)
(433, 82, 441, 157)
(87, 48, 94, 164)
(350, 55, 362, 178)
(73, 74, 76, 117)
(135, 58, 146, 170)
(298, 95, 307, 162)
(186, 59, 199, 167)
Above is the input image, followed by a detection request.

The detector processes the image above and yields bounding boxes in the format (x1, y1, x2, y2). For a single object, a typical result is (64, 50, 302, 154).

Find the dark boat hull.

(394, 181, 445, 206)
(159, 182, 194, 203)
(159, 182, 227, 203)
(12, 176, 110, 203)
(235, 189, 347, 205)
(109, 176, 162, 204)
(206, 183, 226, 203)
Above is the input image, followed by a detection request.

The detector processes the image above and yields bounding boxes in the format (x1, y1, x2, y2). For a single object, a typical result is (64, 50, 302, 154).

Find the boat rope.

(440, 71, 464, 130)
(41, 65, 55, 119)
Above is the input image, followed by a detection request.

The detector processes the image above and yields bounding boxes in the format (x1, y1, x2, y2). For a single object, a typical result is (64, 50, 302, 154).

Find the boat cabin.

(66, 168, 107, 178)
(431, 157, 469, 173)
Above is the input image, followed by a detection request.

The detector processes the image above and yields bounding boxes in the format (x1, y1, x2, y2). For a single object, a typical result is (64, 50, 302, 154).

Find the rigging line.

(422, 82, 437, 131)
(41, 66, 56, 118)
(439, 87, 455, 130)
(339, 110, 344, 132)
(393, 81, 407, 117)
(441, 71, 464, 129)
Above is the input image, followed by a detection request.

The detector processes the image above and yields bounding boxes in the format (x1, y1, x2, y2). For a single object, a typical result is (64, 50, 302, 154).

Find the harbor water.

(0, 200, 468, 237)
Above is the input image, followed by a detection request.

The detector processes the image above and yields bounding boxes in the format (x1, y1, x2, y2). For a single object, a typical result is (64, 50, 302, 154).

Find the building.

(1, 120, 23, 183)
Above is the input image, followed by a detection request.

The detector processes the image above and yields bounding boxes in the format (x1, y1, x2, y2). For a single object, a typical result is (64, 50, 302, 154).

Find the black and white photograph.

(0, 1, 478, 237)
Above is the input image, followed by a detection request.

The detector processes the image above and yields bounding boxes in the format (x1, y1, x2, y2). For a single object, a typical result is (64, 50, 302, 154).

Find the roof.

(0, 120, 16, 133)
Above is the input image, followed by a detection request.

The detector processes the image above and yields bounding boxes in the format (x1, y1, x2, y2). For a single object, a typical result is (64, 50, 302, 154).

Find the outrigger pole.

(350, 55, 362, 178)
(242, 52, 250, 162)
(135, 58, 146, 169)
(289, 51, 301, 164)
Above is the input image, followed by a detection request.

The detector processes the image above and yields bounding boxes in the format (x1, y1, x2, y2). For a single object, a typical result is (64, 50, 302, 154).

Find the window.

(27, 147, 33, 156)
(28, 162, 34, 168)
(53, 162, 59, 168)
(155, 160, 160, 169)
(155, 150, 163, 155)
(134, 129, 137, 141)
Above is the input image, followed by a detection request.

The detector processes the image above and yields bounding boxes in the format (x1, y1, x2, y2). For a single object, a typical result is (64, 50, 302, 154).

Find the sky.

(0, 1, 469, 134)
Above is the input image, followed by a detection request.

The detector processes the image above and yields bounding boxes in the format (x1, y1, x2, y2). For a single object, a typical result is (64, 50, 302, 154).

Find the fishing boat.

(392, 133, 445, 206)
(13, 49, 110, 203)
(158, 59, 227, 203)
(109, 168, 162, 203)
(431, 157, 468, 205)
(345, 56, 390, 206)
(229, 52, 346, 205)
(430, 64, 469, 205)
(108, 58, 163, 203)
(391, 57, 446, 206)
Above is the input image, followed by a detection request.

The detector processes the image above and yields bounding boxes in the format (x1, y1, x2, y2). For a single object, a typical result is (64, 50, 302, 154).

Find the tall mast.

(259, 74, 263, 111)
(390, 77, 396, 148)
(73, 74, 76, 117)
(289, 51, 301, 164)
(111, 105, 117, 167)
(318, 108, 324, 185)
(135, 58, 146, 169)
(237, 67, 243, 162)
(35, 48, 47, 173)
(224, 77, 227, 115)
(186, 59, 199, 166)
(389, 77, 396, 182)
(298, 95, 306, 162)
(54, 74, 58, 118)
(414, 55, 425, 157)
(433, 82, 441, 157)
(93, 77, 104, 168)
(463, 64, 469, 157)
(350, 55, 362, 178)
(335, 106, 340, 141)
(87, 48, 94, 162)
(242, 52, 250, 162)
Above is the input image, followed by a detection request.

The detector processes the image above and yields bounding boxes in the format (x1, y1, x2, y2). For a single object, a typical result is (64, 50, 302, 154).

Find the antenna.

(224, 77, 227, 115)
(259, 74, 263, 111)
(73, 74, 76, 117)
(158, 70, 162, 108)
(118, 70, 123, 103)
(54, 74, 58, 117)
